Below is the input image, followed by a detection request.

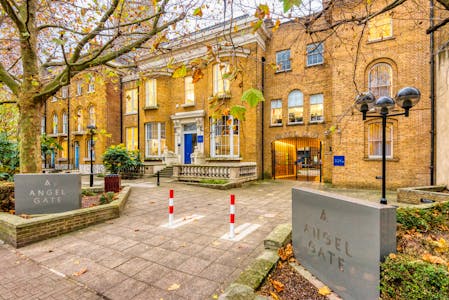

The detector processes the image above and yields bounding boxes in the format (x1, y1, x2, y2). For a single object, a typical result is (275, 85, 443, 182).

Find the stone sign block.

(14, 174, 81, 214)
(292, 188, 396, 300)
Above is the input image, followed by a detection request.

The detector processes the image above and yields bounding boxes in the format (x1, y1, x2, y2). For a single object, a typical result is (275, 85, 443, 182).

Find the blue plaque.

(197, 135, 203, 143)
(333, 156, 345, 166)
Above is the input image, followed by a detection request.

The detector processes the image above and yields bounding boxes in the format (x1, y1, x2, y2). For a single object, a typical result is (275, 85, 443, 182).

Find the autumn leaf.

(255, 4, 269, 20)
(230, 105, 246, 121)
(282, 0, 302, 13)
(251, 20, 263, 33)
(241, 88, 265, 107)
(422, 253, 447, 265)
(270, 279, 285, 292)
(72, 268, 88, 276)
(434, 238, 448, 253)
(192, 68, 204, 83)
(193, 7, 203, 17)
(172, 65, 187, 78)
(318, 286, 332, 296)
(278, 244, 293, 261)
(273, 19, 281, 32)
(167, 283, 180, 291)
(388, 253, 397, 259)
(270, 291, 280, 300)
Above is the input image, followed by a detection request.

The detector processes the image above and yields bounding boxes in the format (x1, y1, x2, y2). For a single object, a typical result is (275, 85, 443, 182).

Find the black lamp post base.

(380, 198, 388, 205)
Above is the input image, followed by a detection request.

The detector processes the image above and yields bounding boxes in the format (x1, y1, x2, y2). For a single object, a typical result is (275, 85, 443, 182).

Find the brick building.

(43, 69, 121, 173)
(44, 1, 434, 188)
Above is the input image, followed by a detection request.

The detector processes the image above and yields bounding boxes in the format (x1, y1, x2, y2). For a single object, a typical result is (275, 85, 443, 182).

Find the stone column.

(196, 117, 204, 154)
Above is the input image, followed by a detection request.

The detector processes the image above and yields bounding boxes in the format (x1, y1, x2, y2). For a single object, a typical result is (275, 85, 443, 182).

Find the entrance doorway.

(183, 122, 197, 164)
(74, 142, 80, 169)
(272, 137, 322, 181)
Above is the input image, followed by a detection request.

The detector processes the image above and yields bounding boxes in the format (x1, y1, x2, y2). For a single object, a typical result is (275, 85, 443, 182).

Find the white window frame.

(210, 116, 240, 158)
(145, 122, 166, 157)
(306, 43, 324, 66)
(125, 89, 138, 114)
(288, 91, 304, 124)
(76, 81, 83, 96)
(62, 112, 68, 134)
(368, 63, 393, 98)
(51, 96, 57, 102)
(52, 113, 58, 134)
(61, 86, 68, 99)
(184, 76, 195, 105)
(271, 99, 283, 126)
(88, 106, 95, 126)
(310, 94, 324, 123)
(145, 79, 157, 107)
(41, 117, 46, 134)
(213, 63, 230, 96)
(368, 122, 393, 159)
(276, 49, 291, 72)
(87, 139, 95, 160)
(87, 77, 95, 93)
(76, 108, 83, 132)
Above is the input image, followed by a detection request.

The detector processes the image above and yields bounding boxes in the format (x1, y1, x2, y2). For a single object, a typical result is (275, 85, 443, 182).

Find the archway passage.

(272, 137, 322, 181)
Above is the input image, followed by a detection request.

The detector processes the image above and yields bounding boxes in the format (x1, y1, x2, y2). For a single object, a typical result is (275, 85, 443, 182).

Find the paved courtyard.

(0, 179, 396, 300)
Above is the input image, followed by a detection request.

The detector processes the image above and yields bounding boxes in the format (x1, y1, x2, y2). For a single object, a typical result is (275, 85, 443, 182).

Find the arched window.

(76, 108, 83, 132)
(288, 90, 304, 124)
(368, 63, 392, 98)
(52, 113, 58, 134)
(88, 106, 95, 126)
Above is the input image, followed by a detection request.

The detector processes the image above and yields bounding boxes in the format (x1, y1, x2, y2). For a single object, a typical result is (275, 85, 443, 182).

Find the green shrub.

(381, 255, 449, 299)
(81, 189, 96, 196)
(99, 192, 115, 205)
(262, 171, 272, 179)
(102, 144, 142, 174)
(397, 202, 449, 232)
(0, 133, 19, 181)
(199, 179, 228, 185)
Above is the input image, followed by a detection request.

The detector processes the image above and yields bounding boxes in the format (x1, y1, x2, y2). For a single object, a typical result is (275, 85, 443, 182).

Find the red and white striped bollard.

(169, 189, 174, 227)
(230, 194, 235, 239)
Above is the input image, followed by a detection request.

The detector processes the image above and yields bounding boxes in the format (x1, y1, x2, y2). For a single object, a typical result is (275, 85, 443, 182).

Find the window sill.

(124, 112, 138, 115)
(275, 69, 292, 74)
(72, 131, 85, 136)
(270, 124, 283, 128)
(57, 158, 67, 162)
(48, 133, 58, 137)
(308, 120, 325, 125)
(83, 158, 96, 162)
(367, 36, 395, 44)
(211, 93, 232, 100)
(59, 133, 68, 137)
(363, 157, 399, 162)
(207, 157, 242, 161)
(306, 62, 324, 68)
(144, 105, 158, 110)
(145, 157, 163, 161)
(287, 122, 304, 126)
(182, 103, 195, 108)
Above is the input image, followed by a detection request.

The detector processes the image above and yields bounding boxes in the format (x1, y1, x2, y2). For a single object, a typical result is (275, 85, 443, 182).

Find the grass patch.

(199, 179, 229, 185)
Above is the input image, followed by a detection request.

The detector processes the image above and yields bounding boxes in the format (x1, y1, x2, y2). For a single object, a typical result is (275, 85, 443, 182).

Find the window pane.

(126, 127, 138, 151)
(145, 122, 165, 157)
(271, 100, 282, 125)
(368, 123, 393, 158)
(369, 63, 392, 98)
(310, 94, 324, 122)
(213, 63, 230, 95)
(126, 89, 138, 113)
(368, 16, 392, 41)
(145, 79, 157, 107)
(306, 43, 324, 66)
(276, 50, 291, 71)
(185, 76, 195, 104)
(210, 116, 239, 157)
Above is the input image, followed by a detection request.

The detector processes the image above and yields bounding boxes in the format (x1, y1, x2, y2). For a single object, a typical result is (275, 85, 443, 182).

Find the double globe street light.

(87, 124, 97, 187)
(355, 87, 421, 205)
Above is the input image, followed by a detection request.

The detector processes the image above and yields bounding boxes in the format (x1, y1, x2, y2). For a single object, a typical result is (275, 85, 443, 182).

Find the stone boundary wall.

(0, 186, 130, 248)
(397, 185, 448, 204)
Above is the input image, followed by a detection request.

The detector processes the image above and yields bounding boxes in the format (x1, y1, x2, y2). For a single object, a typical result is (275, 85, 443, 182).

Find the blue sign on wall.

(197, 135, 204, 143)
(333, 156, 345, 166)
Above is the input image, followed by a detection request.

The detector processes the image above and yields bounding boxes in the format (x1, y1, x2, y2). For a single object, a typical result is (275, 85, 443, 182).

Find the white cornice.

(171, 110, 206, 120)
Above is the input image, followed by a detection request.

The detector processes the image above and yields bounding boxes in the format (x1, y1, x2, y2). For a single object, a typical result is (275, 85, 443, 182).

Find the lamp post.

(355, 87, 421, 205)
(87, 124, 96, 187)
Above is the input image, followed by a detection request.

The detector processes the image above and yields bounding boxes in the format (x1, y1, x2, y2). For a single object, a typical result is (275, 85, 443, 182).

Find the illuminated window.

(87, 77, 95, 93)
(62, 111, 68, 134)
(76, 81, 83, 96)
(185, 76, 195, 105)
(125, 89, 138, 114)
(288, 91, 304, 124)
(61, 86, 68, 99)
(76, 108, 83, 131)
(306, 43, 324, 66)
(310, 94, 324, 122)
(368, 63, 392, 98)
(276, 50, 291, 71)
(368, 122, 393, 158)
(145, 79, 157, 107)
(145, 122, 166, 157)
(271, 100, 283, 125)
(368, 15, 392, 41)
(126, 127, 138, 151)
(210, 116, 239, 157)
(213, 63, 230, 96)
(61, 140, 68, 159)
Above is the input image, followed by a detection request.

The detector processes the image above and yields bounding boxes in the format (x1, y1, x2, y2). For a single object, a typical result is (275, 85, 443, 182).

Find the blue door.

(184, 134, 193, 164)
(74, 142, 80, 169)
(50, 152, 55, 168)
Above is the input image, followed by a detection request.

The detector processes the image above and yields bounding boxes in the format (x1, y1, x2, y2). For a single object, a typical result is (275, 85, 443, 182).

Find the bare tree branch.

(0, 0, 25, 32)
(427, 16, 449, 33)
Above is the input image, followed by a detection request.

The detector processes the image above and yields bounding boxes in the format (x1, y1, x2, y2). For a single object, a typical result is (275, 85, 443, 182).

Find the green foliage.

(282, 0, 302, 13)
(230, 105, 247, 121)
(381, 255, 449, 299)
(81, 189, 96, 196)
(241, 88, 265, 108)
(397, 201, 449, 232)
(172, 64, 187, 78)
(102, 144, 143, 174)
(0, 133, 19, 181)
(99, 191, 115, 205)
(199, 179, 228, 185)
(41, 134, 63, 162)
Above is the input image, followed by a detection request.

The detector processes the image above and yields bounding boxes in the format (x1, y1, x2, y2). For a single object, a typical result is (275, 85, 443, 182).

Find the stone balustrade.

(173, 162, 257, 183)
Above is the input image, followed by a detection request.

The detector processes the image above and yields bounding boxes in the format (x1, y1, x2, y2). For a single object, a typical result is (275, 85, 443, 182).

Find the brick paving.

(1, 179, 395, 299)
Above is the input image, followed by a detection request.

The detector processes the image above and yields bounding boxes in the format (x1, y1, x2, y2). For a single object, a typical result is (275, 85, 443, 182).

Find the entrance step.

(156, 166, 173, 178)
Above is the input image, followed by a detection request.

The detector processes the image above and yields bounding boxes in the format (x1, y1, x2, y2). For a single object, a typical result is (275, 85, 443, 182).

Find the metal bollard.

(157, 171, 160, 186)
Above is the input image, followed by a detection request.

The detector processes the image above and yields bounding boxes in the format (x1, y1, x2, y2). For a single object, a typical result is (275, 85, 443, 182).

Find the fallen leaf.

(318, 286, 332, 296)
(212, 241, 221, 246)
(72, 268, 88, 276)
(270, 291, 280, 300)
(422, 253, 447, 265)
(134, 229, 140, 232)
(212, 294, 218, 299)
(74, 260, 80, 265)
(167, 283, 180, 291)
(434, 238, 448, 253)
(389, 253, 397, 259)
(270, 279, 284, 292)
(278, 244, 293, 261)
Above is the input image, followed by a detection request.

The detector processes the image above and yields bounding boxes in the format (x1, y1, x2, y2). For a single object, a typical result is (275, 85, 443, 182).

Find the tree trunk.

(18, 97, 43, 173)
